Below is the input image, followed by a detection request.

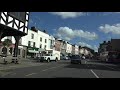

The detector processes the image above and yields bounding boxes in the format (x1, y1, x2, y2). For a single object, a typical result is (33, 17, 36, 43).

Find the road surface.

(1, 59, 120, 78)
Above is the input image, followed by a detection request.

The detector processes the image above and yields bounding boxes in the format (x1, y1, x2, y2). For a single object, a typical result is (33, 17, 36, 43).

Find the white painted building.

(26, 28, 56, 57)
(48, 35, 55, 50)
(66, 42, 72, 54)
(75, 45, 79, 55)
(79, 47, 93, 57)
(1, 28, 56, 58)
(37, 30, 50, 51)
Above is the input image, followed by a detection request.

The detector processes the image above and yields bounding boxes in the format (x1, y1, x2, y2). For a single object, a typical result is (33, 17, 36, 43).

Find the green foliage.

(2, 39, 12, 47)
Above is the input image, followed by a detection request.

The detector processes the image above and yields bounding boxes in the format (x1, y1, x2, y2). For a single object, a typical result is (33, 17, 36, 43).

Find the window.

(44, 45, 47, 49)
(28, 41, 31, 46)
(40, 44, 42, 48)
(51, 40, 52, 45)
(40, 37, 42, 42)
(33, 42, 35, 47)
(45, 39, 47, 43)
(31, 33, 34, 39)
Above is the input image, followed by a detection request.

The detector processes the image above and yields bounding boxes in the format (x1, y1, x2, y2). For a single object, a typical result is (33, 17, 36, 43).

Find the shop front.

(27, 47, 39, 58)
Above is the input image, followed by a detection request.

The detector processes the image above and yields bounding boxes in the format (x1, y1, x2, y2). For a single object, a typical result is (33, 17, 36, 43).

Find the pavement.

(0, 59, 120, 78)
(0, 57, 43, 71)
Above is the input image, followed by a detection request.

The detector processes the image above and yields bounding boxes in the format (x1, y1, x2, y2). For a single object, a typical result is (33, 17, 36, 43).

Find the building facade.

(48, 35, 55, 50)
(79, 47, 94, 58)
(75, 45, 79, 55)
(66, 42, 72, 55)
(72, 45, 75, 55)
(111, 39, 120, 51)
(55, 38, 61, 51)
(0, 27, 56, 58)
(0, 12, 30, 62)
(27, 27, 55, 58)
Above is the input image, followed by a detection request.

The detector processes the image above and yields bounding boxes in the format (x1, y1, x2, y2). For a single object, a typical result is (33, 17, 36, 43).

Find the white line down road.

(25, 73, 37, 76)
(90, 70, 99, 78)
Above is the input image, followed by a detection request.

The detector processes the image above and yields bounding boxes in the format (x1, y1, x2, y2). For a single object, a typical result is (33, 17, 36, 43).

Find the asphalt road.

(1, 59, 120, 78)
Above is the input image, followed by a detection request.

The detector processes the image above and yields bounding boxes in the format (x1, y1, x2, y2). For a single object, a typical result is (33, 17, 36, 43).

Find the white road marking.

(25, 73, 37, 76)
(90, 70, 99, 78)
(42, 65, 65, 72)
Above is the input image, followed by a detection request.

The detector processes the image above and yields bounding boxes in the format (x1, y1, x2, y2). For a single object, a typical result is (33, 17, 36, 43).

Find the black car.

(70, 55, 82, 64)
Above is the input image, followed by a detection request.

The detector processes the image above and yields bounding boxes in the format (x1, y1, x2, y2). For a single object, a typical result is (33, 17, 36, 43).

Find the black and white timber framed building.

(0, 12, 30, 63)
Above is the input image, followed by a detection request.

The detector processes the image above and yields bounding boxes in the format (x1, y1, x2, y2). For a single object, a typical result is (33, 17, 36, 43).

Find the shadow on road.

(58, 60, 71, 64)
(64, 63, 120, 72)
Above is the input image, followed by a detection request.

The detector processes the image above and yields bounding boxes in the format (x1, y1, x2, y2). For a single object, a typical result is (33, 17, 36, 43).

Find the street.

(1, 59, 120, 78)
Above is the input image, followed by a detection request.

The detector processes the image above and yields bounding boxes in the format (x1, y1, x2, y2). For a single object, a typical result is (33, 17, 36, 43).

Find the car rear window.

(71, 55, 80, 59)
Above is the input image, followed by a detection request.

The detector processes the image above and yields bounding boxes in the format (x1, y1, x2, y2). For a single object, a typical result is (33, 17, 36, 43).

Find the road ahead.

(1, 60, 120, 78)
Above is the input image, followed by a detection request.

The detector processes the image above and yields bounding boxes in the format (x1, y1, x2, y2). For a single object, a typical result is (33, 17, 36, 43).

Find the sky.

(28, 12, 120, 52)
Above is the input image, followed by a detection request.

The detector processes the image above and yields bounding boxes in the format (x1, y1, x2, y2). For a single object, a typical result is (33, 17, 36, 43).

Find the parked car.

(60, 55, 70, 60)
(70, 55, 82, 64)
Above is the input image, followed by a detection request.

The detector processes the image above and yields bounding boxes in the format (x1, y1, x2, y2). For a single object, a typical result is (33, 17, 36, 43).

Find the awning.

(28, 47, 39, 53)
(39, 48, 45, 52)
(28, 50, 39, 53)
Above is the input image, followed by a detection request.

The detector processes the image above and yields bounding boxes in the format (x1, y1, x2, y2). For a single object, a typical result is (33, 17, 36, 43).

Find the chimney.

(103, 41, 106, 44)
(108, 41, 111, 44)
(31, 26, 36, 30)
(43, 30, 46, 33)
(31, 26, 38, 32)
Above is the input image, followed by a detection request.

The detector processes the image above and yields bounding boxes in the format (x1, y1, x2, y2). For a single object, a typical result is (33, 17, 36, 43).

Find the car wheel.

(47, 58, 50, 63)
(55, 58, 58, 62)
(105, 58, 108, 62)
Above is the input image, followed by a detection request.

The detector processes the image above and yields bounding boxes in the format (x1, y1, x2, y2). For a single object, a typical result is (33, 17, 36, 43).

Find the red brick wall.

(55, 40, 61, 51)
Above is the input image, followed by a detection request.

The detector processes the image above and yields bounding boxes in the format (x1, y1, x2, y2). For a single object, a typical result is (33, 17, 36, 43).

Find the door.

(22, 49, 25, 58)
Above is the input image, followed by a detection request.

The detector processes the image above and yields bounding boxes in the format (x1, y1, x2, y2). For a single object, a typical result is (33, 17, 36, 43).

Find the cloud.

(114, 12, 120, 13)
(49, 12, 87, 19)
(99, 23, 120, 35)
(78, 42, 98, 52)
(93, 45, 98, 52)
(103, 12, 120, 16)
(29, 19, 33, 24)
(54, 27, 98, 41)
(78, 42, 92, 48)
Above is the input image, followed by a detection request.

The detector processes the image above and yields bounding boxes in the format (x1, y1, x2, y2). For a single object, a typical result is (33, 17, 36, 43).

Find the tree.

(2, 39, 12, 47)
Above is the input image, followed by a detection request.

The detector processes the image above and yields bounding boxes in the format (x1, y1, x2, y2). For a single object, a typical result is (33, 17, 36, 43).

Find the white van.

(40, 50, 60, 62)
